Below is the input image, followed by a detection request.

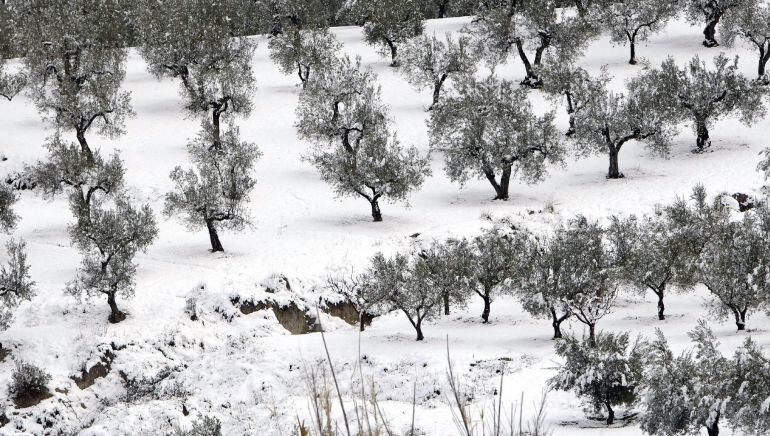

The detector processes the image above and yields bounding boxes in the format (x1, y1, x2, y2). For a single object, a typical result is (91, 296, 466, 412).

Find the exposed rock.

(234, 298, 321, 335)
(72, 350, 115, 390)
(732, 192, 756, 212)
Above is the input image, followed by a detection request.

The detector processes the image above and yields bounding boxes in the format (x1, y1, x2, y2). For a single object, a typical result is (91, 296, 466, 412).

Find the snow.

(0, 15, 769, 436)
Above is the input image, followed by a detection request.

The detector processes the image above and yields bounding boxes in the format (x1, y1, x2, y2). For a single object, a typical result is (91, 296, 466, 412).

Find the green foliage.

(682, 0, 742, 47)
(296, 56, 430, 221)
(9, 360, 51, 402)
(600, 0, 678, 64)
(539, 57, 609, 135)
(730, 337, 770, 434)
(138, 0, 257, 120)
(0, 239, 35, 330)
(551, 331, 647, 425)
(428, 75, 564, 200)
(0, 184, 18, 233)
(0, 60, 25, 101)
(635, 54, 765, 152)
(398, 33, 477, 108)
(268, 27, 342, 87)
(348, 0, 425, 66)
(67, 195, 158, 322)
(721, 0, 770, 79)
(164, 123, 261, 249)
(262, 0, 342, 35)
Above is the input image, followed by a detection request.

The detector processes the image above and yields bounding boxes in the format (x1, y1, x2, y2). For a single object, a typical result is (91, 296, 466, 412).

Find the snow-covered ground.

(0, 16, 768, 435)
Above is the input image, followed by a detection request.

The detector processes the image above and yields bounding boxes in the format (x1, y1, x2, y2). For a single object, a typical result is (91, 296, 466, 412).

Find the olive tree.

(0, 62, 25, 102)
(296, 56, 430, 222)
(636, 54, 764, 153)
(729, 337, 770, 435)
(347, 0, 424, 66)
(68, 196, 158, 323)
(398, 33, 477, 109)
(608, 209, 701, 320)
(414, 237, 474, 316)
(684, 0, 743, 47)
(138, 0, 257, 146)
(468, 0, 594, 87)
(0, 239, 35, 330)
(422, 0, 475, 18)
(164, 124, 261, 252)
(13, 0, 133, 163)
(721, 0, 770, 81)
(268, 27, 342, 88)
(0, 185, 18, 232)
(429, 75, 564, 200)
(572, 76, 679, 179)
(551, 331, 647, 425)
(600, 0, 678, 64)
(697, 204, 770, 331)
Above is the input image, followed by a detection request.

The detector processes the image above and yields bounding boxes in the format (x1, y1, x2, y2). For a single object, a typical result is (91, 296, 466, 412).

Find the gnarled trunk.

(76, 127, 94, 163)
(605, 401, 615, 425)
(443, 291, 450, 315)
(515, 39, 542, 88)
(588, 323, 596, 347)
(629, 39, 637, 65)
(206, 219, 224, 252)
(429, 74, 448, 110)
(652, 286, 665, 320)
(480, 292, 491, 323)
(415, 321, 424, 341)
(703, 16, 721, 48)
(386, 39, 398, 67)
(550, 307, 569, 339)
(370, 198, 383, 222)
(107, 291, 125, 323)
(733, 307, 747, 331)
(607, 146, 623, 179)
(695, 118, 710, 153)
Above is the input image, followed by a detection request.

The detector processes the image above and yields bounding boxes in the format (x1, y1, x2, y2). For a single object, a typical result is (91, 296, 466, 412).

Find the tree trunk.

(359, 312, 366, 332)
(386, 39, 398, 67)
(695, 118, 710, 153)
(212, 110, 222, 149)
(443, 291, 450, 315)
(298, 63, 309, 88)
(107, 291, 125, 323)
(654, 287, 665, 320)
(734, 308, 747, 331)
(607, 146, 623, 179)
(206, 219, 224, 252)
(429, 74, 448, 110)
(565, 92, 576, 136)
(370, 198, 383, 222)
(415, 321, 424, 341)
(605, 401, 614, 425)
(437, 1, 447, 18)
(758, 44, 770, 80)
(549, 307, 569, 339)
(483, 167, 508, 200)
(76, 128, 94, 163)
(497, 165, 511, 200)
(480, 293, 491, 323)
(703, 17, 720, 48)
(706, 422, 719, 436)
(629, 39, 637, 65)
(588, 323, 596, 347)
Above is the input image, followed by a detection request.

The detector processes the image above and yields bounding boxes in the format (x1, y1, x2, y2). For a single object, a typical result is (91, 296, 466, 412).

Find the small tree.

(550, 331, 647, 425)
(721, 1, 770, 81)
(729, 337, 770, 435)
(600, 0, 678, 64)
(640, 322, 732, 436)
(637, 54, 764, 153)
(324, 269, 383, 331)
(414, 237, 474, 316)
(0, 240, 35, 330)
(365, 252, 443, 341)
(14, 0, 133, 162)
(398, 33, 476, 109)
(465, 227, 531, 323)
(429, 75, 564, 200)
(684, 0, 742, 47)
(68, 196, 158, 323)
(539, 58, 610, 136)
(468, 0, 594, 87)
(0, 61, 25, 102)
(164, 124, 261, 252)
(697, 204, 770, 331)
(296, 56, 430, 221)
(348, 0, 424, 66)
(0, 184, 18, 232)
(138, 0, 257, 145)
(608, 209, 701, 320)
(8, 360, 51, 404)
(572, 77, 678, 179)
(268, 27, 342, 88)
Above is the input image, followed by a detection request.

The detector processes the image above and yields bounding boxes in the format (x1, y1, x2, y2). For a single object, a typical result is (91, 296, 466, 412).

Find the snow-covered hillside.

(0, 15, 769, 435)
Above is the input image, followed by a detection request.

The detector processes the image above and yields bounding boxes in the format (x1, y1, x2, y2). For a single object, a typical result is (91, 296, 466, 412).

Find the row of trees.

(328, 185, 770, 342)
(551, 321, 770, 434)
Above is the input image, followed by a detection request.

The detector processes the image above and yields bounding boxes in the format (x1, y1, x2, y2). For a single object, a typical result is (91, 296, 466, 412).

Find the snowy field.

(1, 15, 769, 436)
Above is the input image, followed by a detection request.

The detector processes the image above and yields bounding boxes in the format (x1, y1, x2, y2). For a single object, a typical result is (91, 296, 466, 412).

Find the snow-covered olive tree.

(608, 209, 701, 320)
(683, 0, 742, 47)
(462, 227, 531, 323)
(422, 0, 474, 18)
(468, 0, 594, 87)
(268, 27, 342, 88)
(398, 33, 476, 109)
(729, 337, 770, 435)
(347, 0, 425, 66)
(0, 239, 35, 330)
(0, 185, 18, 232)
(721, 1, 770, 81)
(364, 251, 444, 341)
(414, 237, 474, 316)
(600, 0, 678, 64)
(164, 124, 261, 252)
(138, 0, 257, 145)
(551, 331, 647, 425)
(636, 54, 764, 153)
(539, 58, 610, 136)
(68, 196, 158, 323)
(697, 204, 770, 331)
(640, 322, 732, 436)
(429, 75, 564, 200)
(296, 56, 430, 222)
(264, 0, 339, 35)
(572, 76, 679, 179)
(13, 0, 133, 163)
(32, 136, 125, 225)
(0, 61, 25, 102)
